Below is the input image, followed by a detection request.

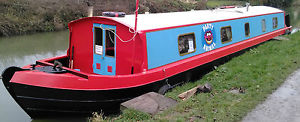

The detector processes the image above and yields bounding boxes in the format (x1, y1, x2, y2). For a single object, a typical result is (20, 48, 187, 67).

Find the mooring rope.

(99, 24, 138, 43)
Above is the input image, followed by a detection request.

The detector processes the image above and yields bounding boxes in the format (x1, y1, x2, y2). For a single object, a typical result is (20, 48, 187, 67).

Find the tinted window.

(94, 27, 103, 55)
(105, 29, 115, 57)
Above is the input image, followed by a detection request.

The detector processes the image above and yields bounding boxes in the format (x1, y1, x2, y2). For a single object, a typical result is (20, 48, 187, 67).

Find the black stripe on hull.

(2, 53, 236, 118)
(7, 80, 165, 118)
(0, 57, 222, 118)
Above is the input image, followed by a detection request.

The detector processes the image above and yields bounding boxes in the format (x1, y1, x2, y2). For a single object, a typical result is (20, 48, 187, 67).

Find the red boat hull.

(1, 19, 291, 118)
(2, 67, 165, 118)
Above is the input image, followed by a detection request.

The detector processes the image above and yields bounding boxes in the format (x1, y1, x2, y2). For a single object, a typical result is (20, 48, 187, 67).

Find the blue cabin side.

(145, 12, 285, 69)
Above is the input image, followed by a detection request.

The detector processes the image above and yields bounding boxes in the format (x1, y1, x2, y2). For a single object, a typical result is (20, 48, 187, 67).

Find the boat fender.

(102, 12, 126, 17)
(158, 85, 171, 95)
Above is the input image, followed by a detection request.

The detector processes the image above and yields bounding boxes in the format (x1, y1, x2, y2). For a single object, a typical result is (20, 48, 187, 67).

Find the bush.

(0, 0, 207, 37)
(0, 0, 86, 37)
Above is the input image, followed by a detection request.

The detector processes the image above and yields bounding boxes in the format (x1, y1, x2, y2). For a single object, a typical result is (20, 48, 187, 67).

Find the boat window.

(273, 17, 278, 29)
(221, 26, 232, 43)
(262, 19, 266, 32)
(105, 29, 115, 57)
(245, 23, 250, 37)
(178, 33, 196, 56)
(94, 27, 103, 55)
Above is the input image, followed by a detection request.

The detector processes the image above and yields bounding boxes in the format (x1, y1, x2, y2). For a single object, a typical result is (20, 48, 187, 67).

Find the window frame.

(105, 28, 116, 57)
(262, 19, 266, 32)
(273, 17, 278, 29)
(177, 32, 196, 56)
(94, 27, 103, 55)
(220, 26, 232, 44)
(244, 23, 250, 37)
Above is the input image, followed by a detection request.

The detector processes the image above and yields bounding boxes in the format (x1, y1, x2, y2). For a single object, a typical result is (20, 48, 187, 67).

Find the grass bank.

(1, 0, 293, 37)
(0, 0, 86, 37)
(0, 0, 202, 37)
(91, 33, 300, 121)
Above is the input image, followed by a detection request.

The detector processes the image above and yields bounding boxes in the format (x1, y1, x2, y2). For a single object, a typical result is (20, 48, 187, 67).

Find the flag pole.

(131, 0, 139, 74)
(134, 0, 139, 32)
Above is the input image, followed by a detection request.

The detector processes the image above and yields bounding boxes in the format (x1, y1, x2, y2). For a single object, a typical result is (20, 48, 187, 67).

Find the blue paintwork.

(93, 24, 116, 75)
(146, 13, 284, 69)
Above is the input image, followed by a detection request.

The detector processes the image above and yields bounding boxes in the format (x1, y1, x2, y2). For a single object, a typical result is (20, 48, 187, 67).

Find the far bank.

(1, 0, 294, 37)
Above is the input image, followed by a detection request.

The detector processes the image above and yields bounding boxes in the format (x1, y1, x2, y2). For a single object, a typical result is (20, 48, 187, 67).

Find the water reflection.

(0, 31, 69, 122)
(0, 3, 299, 122)
(31, 117, 88, 122)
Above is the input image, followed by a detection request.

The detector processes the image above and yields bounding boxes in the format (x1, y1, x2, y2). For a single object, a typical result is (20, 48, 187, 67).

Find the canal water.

(0, 5, 299, 122)
(0, 31, 69, 122)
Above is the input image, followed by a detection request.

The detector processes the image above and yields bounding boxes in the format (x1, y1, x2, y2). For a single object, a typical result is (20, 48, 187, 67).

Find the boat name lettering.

(202, 24, 216, 52)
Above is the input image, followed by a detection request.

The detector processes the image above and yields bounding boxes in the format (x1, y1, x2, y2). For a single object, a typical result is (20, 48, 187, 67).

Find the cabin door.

(93, 24, 116, 75)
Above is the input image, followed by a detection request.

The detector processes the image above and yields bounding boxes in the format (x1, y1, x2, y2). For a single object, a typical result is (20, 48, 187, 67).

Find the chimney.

(88, 6, 93, 17)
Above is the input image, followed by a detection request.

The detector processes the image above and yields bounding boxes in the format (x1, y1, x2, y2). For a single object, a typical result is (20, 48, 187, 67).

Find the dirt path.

(243, 69, 300, 122)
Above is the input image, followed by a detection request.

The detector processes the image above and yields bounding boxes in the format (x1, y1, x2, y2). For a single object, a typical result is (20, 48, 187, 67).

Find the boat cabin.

(2, 5, 291, 117)
(68, 6, 288, 76)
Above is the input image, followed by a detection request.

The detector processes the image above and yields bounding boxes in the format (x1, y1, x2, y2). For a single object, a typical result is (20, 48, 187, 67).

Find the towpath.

(243, 69, 300, 122)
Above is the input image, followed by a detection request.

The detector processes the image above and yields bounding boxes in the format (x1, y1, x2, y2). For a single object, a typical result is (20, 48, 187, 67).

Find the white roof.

(104, 6, 283, 31)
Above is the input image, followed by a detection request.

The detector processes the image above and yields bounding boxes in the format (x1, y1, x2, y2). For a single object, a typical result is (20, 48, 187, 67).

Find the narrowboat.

(1, 5, 292, 118)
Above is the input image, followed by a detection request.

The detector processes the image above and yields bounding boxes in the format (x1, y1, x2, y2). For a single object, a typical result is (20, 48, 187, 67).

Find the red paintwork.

(140, 12, 284, 33)
(10, 27, 290, 90)
(135, 0, 139, 31)
(96, 63, 101, 69)
(67, 11, 285, 76)
(8, 9, 291, 91)
(68, 17, 145, 75)
(108, 66, 112, 72)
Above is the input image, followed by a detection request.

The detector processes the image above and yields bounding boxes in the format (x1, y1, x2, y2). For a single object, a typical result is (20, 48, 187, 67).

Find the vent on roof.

(220, 6, 235, 9)
(102, 12, 126, 17)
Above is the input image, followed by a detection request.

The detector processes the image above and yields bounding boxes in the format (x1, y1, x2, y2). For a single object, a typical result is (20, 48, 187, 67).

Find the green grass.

(91, 32, 300, 122)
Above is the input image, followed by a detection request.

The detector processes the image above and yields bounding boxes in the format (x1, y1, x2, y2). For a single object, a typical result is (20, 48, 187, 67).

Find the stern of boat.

(1, 66, 122, 118)
(1, 66, 26, 100)
(1, 63, 157, 118)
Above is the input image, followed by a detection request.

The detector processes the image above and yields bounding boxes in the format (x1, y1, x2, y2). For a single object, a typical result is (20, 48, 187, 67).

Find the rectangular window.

(105, 29, 115, 57)
(221, 26, 232, 43)
(245, 23, 250, 37)
(273, 17, 278, 29)
(262, 19, 266, 32)
(178, 33, 196, 56)
(94, 27, 103, 55)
